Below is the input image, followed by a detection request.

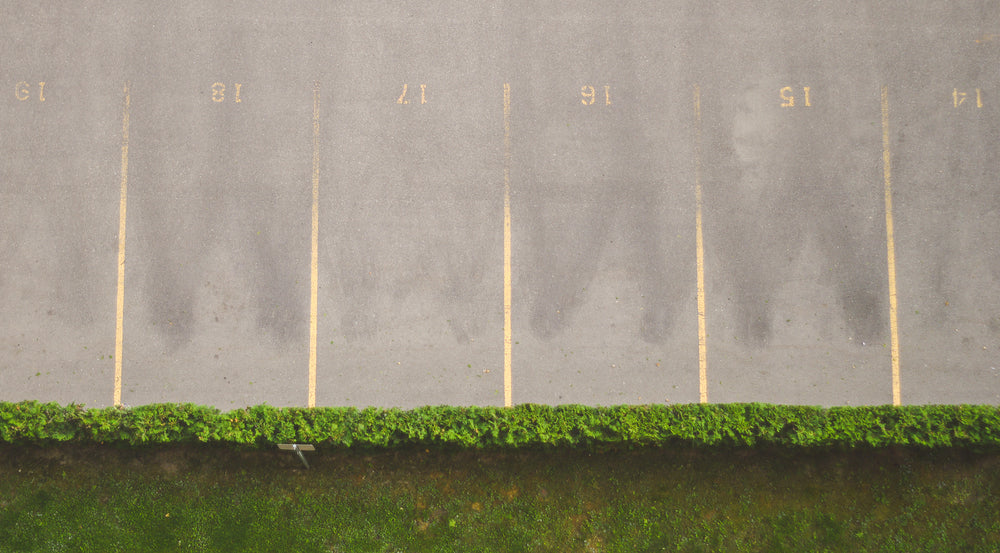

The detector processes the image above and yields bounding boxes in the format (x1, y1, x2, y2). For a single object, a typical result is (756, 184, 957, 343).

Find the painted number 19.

(15, 81, 45, 102)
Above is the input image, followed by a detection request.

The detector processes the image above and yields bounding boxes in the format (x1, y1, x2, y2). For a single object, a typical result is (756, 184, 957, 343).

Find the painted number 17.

(397, 84, 427, 104)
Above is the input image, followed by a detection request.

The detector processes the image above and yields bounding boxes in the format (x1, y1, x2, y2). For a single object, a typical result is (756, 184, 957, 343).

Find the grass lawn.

(0, 444, 998, 552)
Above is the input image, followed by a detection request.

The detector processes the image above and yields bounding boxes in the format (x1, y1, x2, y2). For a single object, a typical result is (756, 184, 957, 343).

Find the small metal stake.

(277, 444, 315, 469)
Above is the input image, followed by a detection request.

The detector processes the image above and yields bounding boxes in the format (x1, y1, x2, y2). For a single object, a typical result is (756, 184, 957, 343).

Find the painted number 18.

(212, 82, 242, 103)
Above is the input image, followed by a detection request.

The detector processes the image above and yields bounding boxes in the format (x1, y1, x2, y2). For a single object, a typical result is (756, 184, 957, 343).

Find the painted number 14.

(953, 88, 982, 108)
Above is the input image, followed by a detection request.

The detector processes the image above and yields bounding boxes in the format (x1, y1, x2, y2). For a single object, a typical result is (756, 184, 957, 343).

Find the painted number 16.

(581, 85, 611, 105)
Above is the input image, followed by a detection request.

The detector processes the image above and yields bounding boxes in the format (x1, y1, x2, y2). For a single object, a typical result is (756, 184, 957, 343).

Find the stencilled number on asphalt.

(15, 81, 46, 102)
(780, 86, 811, 107)
(212, 82, 243, 103)
(953, 88, 983, 108)
(581, 85, 611, 105)
(397, 84, 427, 105)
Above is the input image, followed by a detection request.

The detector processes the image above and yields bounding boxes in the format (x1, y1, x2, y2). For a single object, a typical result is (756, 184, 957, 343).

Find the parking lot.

(2, 1, 998, 408)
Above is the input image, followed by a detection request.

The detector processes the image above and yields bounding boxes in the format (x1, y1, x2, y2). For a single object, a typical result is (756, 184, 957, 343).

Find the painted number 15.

(780, 86, 811, 107)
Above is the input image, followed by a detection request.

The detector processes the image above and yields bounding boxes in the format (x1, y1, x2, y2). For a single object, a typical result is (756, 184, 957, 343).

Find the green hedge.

(1, 402, 999, 449)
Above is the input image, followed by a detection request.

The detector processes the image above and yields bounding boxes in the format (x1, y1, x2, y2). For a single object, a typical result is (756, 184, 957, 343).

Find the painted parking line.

(309, 82, 320, 408)
(881, 85, 901, 406)
(114, 82, 131, 408)
(503, 82, 513, 408)
(693, 84, 708, 404)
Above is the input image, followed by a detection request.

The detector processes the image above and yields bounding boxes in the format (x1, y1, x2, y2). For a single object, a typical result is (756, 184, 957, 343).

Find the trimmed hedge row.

(1, 402, 999, 449)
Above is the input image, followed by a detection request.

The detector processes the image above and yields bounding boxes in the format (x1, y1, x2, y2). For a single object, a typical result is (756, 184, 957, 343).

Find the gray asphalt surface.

(1, 1, 998, 408)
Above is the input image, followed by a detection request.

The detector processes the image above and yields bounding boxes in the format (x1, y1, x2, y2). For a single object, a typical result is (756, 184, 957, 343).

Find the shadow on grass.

(0, 444, 998, 552)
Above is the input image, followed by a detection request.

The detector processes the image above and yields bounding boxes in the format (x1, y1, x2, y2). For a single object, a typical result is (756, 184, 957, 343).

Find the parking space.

(0, 6, 123, 406)
(694, 9, 893, 405)
(889, 21, 1000, 404)
(311, 5, 506, 407)
(507, 3, 699, 405)
(119, 8, 313, 407)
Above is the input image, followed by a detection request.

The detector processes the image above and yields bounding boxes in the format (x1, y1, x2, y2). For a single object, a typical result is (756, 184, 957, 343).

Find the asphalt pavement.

(1, 1, 998, 408)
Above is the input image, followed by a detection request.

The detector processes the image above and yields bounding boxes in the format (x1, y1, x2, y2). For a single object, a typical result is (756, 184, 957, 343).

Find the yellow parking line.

(309, 82, 320, 408)
(503, 83, 513, 408)
(694, 84, 708, 404)
(114, 82, 130, 408)
(881, 85, 901, 406)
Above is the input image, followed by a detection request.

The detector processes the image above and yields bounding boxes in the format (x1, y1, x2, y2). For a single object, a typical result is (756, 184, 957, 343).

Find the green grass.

(1, 445, 998, 552)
